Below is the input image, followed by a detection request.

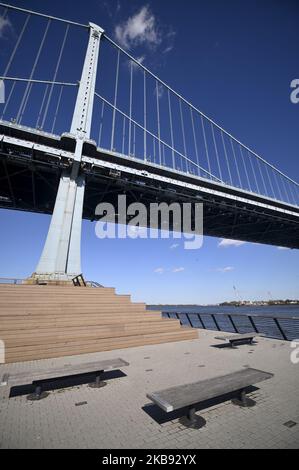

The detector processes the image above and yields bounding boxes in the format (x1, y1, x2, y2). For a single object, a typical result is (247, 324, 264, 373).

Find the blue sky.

(0, 0, 298, 304)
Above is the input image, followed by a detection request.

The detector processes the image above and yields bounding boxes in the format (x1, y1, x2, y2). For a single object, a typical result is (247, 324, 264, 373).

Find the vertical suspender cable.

(111, 49, 120, 150)
(239, 146, 251, 191)
(17, 18, 51, 123)
(285, 179, 295, 205)
(287, 180, 295, 205)
(221, 131, 232, 185)
(265, 164, 275, 199)
(133, 122, 136, 156)
(3, 14, 31, 78)
(211, 124, 222, 182)
(168, 90, 175, 169)
(274, 172, 283, 202)
(122, 115, 126, 154)
(41, 23, 70, 129)
(51, 84, 64, 134)
(257, 159, 267, 196)
(156, 81, 161, 166)
(288, 183, 297, 206)
(128, 60, 133, 156)
(248, 151, 260, 193)
(97, 99, 105, 147)
(201, 115, 212, 179)
(0, 7, 8, 19)
(1, 80, 15, 119)
(19, 81, 33, 123)
(36, 84, 49, 128)
(230, 138, 242, 187)
(143, 70, 147, 160)
(191, 108, 200, 176)
(1, 14, 30, 121)
(179, 99, 187, 172)
(280, 176, 291, 204)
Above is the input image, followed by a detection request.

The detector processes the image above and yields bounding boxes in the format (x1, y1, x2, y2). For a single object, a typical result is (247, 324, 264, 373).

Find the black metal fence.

(162, 311, 299, 341)
(0, 277, 23, 285)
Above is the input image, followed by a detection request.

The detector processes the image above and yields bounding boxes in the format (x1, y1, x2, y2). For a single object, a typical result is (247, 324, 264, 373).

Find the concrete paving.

(0, 329, 298, 449)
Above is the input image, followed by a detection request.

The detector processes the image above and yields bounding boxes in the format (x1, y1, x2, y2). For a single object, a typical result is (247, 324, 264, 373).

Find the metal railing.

(72, 274, 87, 287)
(86, 281, 104, 288)
(0, 277, 103, 287)
(0, 277, 24, 284)
(162, 311, 299, 341)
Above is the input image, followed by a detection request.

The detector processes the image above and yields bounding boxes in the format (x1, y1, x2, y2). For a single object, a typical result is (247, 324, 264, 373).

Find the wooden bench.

(0, 358, 129, 400)
(147, 368, 273, 428)
(215, 332, 264, 347)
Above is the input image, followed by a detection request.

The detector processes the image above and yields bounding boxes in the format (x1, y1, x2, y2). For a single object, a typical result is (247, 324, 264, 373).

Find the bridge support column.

(29, 171, 85, 284)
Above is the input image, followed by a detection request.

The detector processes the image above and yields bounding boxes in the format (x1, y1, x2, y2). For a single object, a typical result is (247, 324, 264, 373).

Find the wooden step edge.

(4, 330, 198, 362)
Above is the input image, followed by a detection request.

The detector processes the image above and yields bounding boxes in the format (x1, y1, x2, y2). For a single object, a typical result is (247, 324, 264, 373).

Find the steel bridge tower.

(29, 23, 104, 284)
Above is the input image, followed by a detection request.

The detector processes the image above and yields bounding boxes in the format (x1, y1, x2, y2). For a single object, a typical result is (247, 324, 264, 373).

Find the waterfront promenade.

(0, 330, 298, 449)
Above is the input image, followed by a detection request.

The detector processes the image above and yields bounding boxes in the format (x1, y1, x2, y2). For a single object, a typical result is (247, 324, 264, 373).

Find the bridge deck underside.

(0, 154, 298, 250)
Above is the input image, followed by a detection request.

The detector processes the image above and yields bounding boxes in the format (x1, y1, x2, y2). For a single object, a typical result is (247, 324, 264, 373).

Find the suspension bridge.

(0, 2, 298, 283)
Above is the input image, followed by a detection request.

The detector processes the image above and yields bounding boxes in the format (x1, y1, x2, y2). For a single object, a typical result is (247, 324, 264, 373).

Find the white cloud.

(216, 266, 235, 273)
(154, 82, 164, 99)
(115, 6, 161, 50)
(154, 266, 185, 274)
(172, 267, 185, 273)
(0, 16, 12, 38)
(162, 45, 174, 54)
(170, 243, 179, 250)
(130, 55, 145, 70)
(136, 55, 145, 64)
(154, 267, 164, 274)
(218, 239, 246, 248)
(101, 0, 121, 19)
(277, 246, 289, 251)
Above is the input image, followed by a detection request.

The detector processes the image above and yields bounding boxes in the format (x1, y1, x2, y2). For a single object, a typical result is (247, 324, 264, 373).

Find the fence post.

(228, 314, 238, 333)
(248, 316, 259, 333)
(197, 314, 206, 329)
(274, 318, 288, 341)
(175, 312, 182, 325)
(211, 314, 221, 331)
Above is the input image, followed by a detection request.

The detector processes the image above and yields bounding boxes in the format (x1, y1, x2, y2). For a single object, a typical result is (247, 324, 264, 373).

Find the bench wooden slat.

(215, 333, 264, 341)
(1, 358, 129, 386)
(147, 368, 273, 412)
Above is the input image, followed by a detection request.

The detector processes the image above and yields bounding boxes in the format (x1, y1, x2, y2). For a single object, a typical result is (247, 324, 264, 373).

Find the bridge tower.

(28, 23, 104, 284)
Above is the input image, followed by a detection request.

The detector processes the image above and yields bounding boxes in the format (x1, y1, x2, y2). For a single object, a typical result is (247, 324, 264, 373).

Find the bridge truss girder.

(0, 122, 298, 251)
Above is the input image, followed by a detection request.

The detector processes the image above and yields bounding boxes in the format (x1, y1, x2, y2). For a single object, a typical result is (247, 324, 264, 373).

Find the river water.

(148, 304, 299, 318)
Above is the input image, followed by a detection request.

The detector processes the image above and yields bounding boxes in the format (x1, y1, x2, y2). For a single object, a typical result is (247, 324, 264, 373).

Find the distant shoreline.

(148, 303, 299, 308)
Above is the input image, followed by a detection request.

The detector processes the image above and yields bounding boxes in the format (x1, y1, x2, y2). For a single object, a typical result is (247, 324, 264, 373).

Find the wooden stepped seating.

(0, 285, 198, 363)
(0, 314, 165, 329)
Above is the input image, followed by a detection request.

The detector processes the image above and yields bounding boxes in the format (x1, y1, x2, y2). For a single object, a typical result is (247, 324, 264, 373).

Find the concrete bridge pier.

(28, 171, 85, 285)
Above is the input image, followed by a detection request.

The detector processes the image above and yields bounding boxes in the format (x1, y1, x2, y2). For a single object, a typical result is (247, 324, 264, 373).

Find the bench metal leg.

(231, 339, 254, 348)
(179, 406, 206, 429)
(231, 389, 256, 408)
(89, 371, 107, 388)
(27, 384, 49, 401)
(188, 406, 197, 423)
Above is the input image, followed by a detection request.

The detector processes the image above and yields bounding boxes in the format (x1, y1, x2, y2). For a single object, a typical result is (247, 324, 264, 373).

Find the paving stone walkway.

(0, 330, 298, 449)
